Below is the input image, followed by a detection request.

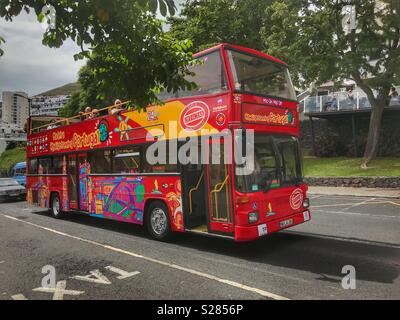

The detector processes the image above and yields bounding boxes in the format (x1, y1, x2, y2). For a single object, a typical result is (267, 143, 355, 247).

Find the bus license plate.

(258, 224, 267, 237)
(280, 219, 293, 228)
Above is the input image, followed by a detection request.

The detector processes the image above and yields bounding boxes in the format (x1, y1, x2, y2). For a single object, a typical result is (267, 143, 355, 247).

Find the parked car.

(11, 161, 26, 187)
(0, 178, 26, 200)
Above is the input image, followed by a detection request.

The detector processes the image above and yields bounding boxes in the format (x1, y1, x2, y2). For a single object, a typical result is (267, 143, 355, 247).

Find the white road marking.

(284, 230, 400, 249)
(0, 260, 4, 264)
(342, 198, 376, 211)
(313, 209, 400, 219)
(105, 266, 140, 280)
(33, 280, 84, 300)
(12, 294, 28, 300)
(71, 270, 111, 285)
(311, 199, 400, 209)
(1, 214, 289, 300)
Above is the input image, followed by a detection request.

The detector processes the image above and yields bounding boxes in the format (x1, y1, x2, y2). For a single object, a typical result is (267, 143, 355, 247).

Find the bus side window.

(88, 150, 112, 174)
(38, 158, 51, 175)
(113, 147, 141, 174)
(28, 159, 38, 175)
(142, 142, 178, 173)
(53, 156, 64, 175)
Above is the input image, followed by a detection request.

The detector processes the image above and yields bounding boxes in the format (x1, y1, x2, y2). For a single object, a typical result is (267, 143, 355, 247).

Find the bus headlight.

(303, 198, 310, 209)
(248, 212, 259, 224)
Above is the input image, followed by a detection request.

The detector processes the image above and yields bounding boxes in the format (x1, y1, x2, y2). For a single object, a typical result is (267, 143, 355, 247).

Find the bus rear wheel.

(50, 193, 64, 219)
(146, 201, 172, 241)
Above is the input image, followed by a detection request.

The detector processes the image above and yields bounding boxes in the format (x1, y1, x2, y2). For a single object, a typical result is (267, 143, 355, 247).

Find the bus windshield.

(227, 50, 296, 101)
(158, 50, 228, 100)
(235, 134, 302, 193)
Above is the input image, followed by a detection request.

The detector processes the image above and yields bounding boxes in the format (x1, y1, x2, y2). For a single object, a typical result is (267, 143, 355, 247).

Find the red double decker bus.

(26, 43, 311, 242)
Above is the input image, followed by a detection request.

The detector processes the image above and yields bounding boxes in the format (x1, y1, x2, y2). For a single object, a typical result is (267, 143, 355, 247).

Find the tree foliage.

(58, 61, 117, 117)
(0, 0, 195, 110)
(168, 0, 271, 52)
(261, 0, 400, 166)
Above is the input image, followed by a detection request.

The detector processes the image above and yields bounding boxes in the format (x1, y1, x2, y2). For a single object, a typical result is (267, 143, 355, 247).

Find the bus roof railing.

(29, 100, 131, 135)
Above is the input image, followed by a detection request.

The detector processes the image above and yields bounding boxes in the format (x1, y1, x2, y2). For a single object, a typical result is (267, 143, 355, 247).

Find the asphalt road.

(0, 194, 399, 300)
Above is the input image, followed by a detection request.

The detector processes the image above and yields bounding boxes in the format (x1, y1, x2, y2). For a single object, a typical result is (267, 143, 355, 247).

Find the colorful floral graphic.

(114, 115, 133, 141)
(88, 175, 184, 231)
(89, 176, 145, 223)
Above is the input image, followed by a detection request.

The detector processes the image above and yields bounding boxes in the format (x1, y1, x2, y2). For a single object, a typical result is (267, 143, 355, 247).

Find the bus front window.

(235, 134, 302, 193)
(227, 50, 297, 101)
(157, 50, 228, 100)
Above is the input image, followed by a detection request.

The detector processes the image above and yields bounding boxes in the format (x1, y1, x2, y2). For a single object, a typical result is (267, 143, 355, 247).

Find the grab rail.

(188, 171, 205, 215)
(210, 175, 229, 220)
(30, 100, 131, 134)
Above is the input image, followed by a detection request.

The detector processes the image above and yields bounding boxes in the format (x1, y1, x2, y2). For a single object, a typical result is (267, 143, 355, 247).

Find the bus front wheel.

(146, 201, 172, 241)
(50, 193, 64, 219)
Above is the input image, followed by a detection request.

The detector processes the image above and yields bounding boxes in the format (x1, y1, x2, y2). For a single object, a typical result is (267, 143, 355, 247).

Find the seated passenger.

(47, 119, 59, 130)
(109, 99, 124, 115)
(91, 109, 100, 118)
(80, 107, 93, 120)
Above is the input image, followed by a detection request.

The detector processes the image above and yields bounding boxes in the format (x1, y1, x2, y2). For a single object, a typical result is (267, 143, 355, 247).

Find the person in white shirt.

(110, 99, 124, 115)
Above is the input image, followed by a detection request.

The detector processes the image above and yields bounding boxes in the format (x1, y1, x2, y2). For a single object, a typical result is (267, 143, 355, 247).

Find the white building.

(31, 95, 71, 116)
(0, 120, 21, 135)
(1, 91, 30, 130)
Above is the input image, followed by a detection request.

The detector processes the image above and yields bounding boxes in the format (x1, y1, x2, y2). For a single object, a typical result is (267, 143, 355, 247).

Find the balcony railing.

(301, 86, 400, 114)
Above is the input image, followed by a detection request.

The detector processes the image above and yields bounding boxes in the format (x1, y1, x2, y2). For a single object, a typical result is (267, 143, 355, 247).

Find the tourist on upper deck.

(92, 109, 100, 118)
(110, 99, 124, 115)
(47, 119, 59, 130)
(80, 107, 93, 120)
(389, 86, 398, 98)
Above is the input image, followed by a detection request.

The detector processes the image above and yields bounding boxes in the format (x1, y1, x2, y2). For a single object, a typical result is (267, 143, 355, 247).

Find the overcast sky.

(0, 11, 86, 98)
(0, 2, 184, 99)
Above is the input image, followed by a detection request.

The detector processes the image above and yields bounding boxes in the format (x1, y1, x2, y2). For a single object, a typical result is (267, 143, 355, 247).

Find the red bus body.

(26, 43, 311, 242)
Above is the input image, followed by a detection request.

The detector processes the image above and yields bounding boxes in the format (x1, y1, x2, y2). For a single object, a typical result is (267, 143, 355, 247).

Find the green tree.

(168, 0, 271, 52)
(261, 0, 400, 167)
(0, 0, 195, 109)
(58, 61, 117, 117)
(58, 91, 82, 118)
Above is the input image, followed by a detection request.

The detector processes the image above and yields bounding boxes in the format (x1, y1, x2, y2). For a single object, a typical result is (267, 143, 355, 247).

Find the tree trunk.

(361, 90, 389, 168)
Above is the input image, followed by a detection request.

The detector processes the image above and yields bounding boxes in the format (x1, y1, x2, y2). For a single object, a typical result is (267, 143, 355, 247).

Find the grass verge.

(0, 148, 26, 177)
(304, 157, 400, 177)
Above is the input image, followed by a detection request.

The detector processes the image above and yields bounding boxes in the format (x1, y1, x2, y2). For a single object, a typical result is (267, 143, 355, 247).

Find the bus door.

(67, 154, 78, 210)
(78, 154, 89, 211)
(182, 163, 208, 230)
(206, 138, 234, 234)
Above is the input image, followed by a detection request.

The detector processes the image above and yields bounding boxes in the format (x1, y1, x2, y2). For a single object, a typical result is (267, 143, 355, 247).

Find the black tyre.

(146, 201, 172, 241)
(50, 193, 64, 219)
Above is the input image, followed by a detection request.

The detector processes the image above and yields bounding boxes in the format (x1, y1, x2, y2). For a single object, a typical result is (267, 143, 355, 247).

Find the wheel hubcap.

(150, 208, 167, 235)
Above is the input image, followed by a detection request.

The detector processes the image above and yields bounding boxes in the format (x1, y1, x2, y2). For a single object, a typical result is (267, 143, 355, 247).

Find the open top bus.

(26, 43, 311, 242)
